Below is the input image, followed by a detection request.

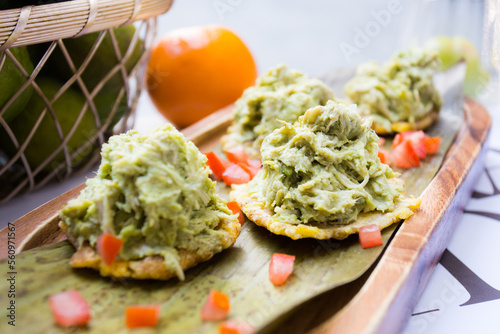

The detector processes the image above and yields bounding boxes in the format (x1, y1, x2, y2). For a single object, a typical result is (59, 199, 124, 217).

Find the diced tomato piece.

(392, 140, 421, 168)
(269, 253, 295, 286)
(222, 164, 251, 185)
(392, 131, 425, 157)
(359, 224, 383, 248)
(424, 137, 441, 154)
(239, 159, 261, 179)
(392, 134, 402, 149)
(248, 159, 261, 168)
(227, 201, 245, 225)
(125, 305, 160, 328)
(392, 131, 425, 158)
(390, 131, 440, 167)
(237, 162, 260, 179)
(219, 320, 255, 334)
(225, 145, 250, 165)
(392, 130, 416, 148)
(378, 148, 391, 165)
(224, 145, 260, 180)
(378, 137, 385, 146)
(205, 151, 228, 180)
(96, 233, 123, 266)
(221, 158, 231, 169)
(407, 131, 426, 159)
(201, 290, 230, 321)
(49, 290, 91, 327)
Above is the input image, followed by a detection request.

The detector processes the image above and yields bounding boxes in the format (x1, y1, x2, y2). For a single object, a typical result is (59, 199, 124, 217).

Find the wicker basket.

(0, 0, 173, 203)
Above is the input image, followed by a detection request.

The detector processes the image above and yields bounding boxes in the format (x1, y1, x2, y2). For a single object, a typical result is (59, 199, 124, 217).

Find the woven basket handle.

(0, 0, 173, 50)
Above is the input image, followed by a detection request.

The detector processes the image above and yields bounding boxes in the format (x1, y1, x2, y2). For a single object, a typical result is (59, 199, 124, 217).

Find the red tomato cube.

(219, 320, 254, 334)
(424, 137, 441, 154)
(222, 164, 251, 185)
(227, 201, 245, 225)
(392, 140, 421, 169)
(125, 305, 160, 328)
(201, 290, 230, 321)
(392, 131, 415, 149)
(49, 290, 91, 327)
(237, 162, 260, 179)
(378, 148, 391, 165)
(269, 253, 295, 286)
(96, 233, 123, 266)
(225, 145, 250, 165)
(205, 151, 229, 180)
(359, 224, 383, 249)
(407, 131, 426, 159)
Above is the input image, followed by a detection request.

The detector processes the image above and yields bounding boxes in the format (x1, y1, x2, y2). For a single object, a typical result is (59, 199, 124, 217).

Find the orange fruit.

(146, 25, 257, 128)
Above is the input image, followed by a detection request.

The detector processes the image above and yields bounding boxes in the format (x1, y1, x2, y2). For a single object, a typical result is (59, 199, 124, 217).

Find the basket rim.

(0, 0, 173, 50)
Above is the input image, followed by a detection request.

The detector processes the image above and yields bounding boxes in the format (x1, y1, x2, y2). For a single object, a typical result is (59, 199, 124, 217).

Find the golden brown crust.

(373, 111, 439, 135)
(60, 218, 241, 280)
(230, 183, 421, 240)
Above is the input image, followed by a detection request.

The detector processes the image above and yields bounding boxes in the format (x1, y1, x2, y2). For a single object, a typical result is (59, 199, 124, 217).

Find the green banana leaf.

(0, 64, 465, 334)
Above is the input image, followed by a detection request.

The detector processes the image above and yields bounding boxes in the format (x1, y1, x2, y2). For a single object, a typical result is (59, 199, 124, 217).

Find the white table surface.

(1, 1, 499, 333)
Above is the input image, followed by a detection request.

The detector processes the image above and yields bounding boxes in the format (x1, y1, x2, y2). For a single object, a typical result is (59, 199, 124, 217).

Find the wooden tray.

(0, 98, 490, 333)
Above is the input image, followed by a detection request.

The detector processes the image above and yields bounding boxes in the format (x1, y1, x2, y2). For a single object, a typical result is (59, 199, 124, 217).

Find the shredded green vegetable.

(228, 64, 334, 150)
(248, 100, 402, 225)
(60, 124, 234, 280)
(344, 48, 442, 132)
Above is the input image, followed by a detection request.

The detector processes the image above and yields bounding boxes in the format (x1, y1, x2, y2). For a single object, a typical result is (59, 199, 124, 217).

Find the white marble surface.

(1, 1, 499, 333)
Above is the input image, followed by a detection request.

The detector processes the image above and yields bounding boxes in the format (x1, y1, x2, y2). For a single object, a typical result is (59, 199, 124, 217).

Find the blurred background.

(136, 0, 498, 130)
(154, 0, 487, 74)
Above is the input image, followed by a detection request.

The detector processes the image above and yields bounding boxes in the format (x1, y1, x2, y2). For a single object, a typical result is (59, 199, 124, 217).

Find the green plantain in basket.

(0, 78, 97, 172)
(0, 25, 143, 173)
(32, 24, 143, 128)
(0, 46, 34, 123)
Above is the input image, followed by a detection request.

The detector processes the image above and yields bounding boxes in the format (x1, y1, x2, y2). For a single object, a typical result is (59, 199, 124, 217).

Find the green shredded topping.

(248, 100, 402, 225)
(228, 64, 334, 150)
(344, 48, 442, 132)
(60, 124, 234, 280)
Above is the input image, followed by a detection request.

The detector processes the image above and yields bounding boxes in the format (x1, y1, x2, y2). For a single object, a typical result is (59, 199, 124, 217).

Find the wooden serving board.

(0, 97, 490, 334)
